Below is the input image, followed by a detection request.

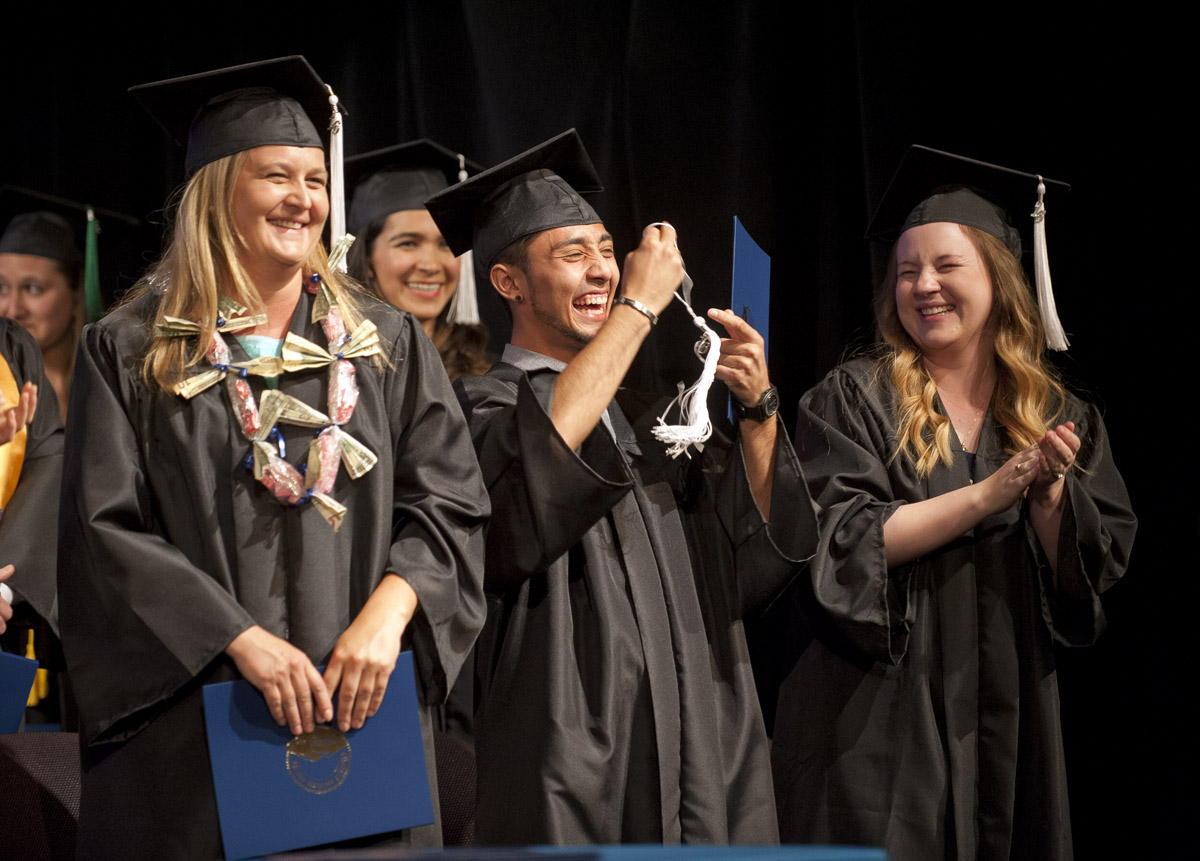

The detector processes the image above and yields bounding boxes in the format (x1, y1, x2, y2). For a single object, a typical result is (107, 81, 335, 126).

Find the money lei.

(161, 274, 382, 531)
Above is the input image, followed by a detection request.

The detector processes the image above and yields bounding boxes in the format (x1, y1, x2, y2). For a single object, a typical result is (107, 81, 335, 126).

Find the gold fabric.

(0, 352, 27, 510)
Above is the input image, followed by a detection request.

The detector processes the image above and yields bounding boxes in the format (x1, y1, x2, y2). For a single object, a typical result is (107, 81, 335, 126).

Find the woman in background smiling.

(347, 140, 490, 382)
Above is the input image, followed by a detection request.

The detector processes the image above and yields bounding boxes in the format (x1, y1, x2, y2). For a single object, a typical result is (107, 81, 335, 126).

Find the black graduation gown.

(0, 318, 63, 631)
(456, 360, 818, 845)
(57, 290, 488, 858)
(771, 357, 1136, 861)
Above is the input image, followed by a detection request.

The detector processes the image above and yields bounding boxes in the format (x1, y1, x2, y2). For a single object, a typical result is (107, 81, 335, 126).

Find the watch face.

(762, 387, 780, 416)
(737, 386, 779, 421)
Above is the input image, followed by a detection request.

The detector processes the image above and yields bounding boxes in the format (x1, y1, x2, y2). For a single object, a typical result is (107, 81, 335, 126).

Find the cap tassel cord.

(1033, 177, 1069, 350)
(448, 250, 481, 325)
(652, 288, 719, 458)
(447, 154, 481, 326)
(327, 86, 347, 272)
(84, 206, 104, 323)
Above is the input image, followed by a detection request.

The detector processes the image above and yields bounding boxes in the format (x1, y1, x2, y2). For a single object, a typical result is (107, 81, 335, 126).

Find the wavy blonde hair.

(873, 224, 1065, 476)
(133, 151, 369, 390)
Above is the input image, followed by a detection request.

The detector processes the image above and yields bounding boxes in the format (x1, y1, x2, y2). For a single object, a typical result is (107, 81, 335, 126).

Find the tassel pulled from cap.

(652, 289, 720, 458)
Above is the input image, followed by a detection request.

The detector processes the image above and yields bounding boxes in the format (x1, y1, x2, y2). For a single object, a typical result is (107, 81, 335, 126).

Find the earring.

(515, 295, 523, 303)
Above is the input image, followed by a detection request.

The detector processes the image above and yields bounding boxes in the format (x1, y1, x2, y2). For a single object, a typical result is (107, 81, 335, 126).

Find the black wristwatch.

(733, 385, 779, 422)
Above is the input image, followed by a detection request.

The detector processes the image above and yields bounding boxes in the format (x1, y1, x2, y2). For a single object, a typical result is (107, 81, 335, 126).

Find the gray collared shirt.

(500, 343, 616, 438)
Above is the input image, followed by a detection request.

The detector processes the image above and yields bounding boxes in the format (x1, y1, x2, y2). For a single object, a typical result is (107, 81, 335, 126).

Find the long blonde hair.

(874, 224, 1064, 476)
(134, 151, 369, 390)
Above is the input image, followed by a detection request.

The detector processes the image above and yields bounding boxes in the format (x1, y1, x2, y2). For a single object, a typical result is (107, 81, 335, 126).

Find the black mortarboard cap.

(0, 212, 79, 269)
(425, 129, 604, 268)
(0, 187, 101, 268)
(129, 56, 339, 175)
(866, 145, 1070, 258)
(346, 139, 482, 236)
(0, 186, 146, 321)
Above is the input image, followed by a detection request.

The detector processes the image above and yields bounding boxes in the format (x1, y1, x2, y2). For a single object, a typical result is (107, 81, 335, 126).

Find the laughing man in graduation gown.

(426, 130, 818, 844)
(57, 58, 488, 857)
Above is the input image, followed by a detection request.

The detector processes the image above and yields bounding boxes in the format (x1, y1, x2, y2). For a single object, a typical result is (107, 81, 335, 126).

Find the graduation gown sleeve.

(1027, 396, 1137, 646)
(455, 364, 634, 593)
(792, 362, 915, 663)
(58, 315, 258, 744)
(380, 314, 489, 703)
(715, 415, 819, 616)
(0, 318, 63, 632)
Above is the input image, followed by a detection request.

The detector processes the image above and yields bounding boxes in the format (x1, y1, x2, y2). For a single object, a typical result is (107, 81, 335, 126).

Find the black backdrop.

(6, 3, 1193, 857)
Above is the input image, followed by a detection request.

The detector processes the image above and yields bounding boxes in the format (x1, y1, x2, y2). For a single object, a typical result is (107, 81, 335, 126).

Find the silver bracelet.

(614, 296, 659, 326)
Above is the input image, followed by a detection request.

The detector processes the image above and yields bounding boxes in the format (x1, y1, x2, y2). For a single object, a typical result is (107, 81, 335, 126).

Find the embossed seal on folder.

(286, 726, 352, 794)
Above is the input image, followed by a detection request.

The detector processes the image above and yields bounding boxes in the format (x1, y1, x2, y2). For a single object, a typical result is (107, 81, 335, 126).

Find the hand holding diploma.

(323, 574, 419, 732)
(707, 307, 778, 519)
(226, 625, 333, 736)
(706, 308, 770, 408)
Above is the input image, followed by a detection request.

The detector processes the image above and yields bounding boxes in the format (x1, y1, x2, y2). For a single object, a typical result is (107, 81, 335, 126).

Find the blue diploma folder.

(0, 651, 37, 733)
(728, 216, 771, 422)
(730, 215, 771, 363)
(202, 650, 433, 859)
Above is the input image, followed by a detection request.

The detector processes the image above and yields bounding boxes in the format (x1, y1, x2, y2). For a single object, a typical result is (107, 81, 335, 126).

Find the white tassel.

(448, 250, 481, 325)
(446, 154, 480, 325)
(652, 291, 720, 458)
(1033, 177, 1069, 351)
(327, 86, 348, 273)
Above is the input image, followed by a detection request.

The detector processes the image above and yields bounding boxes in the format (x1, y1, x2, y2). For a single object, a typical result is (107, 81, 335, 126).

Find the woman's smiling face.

(894, 221, 994, 361)
(368, 209, 461, 329)
(231, 145, 329, 275)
